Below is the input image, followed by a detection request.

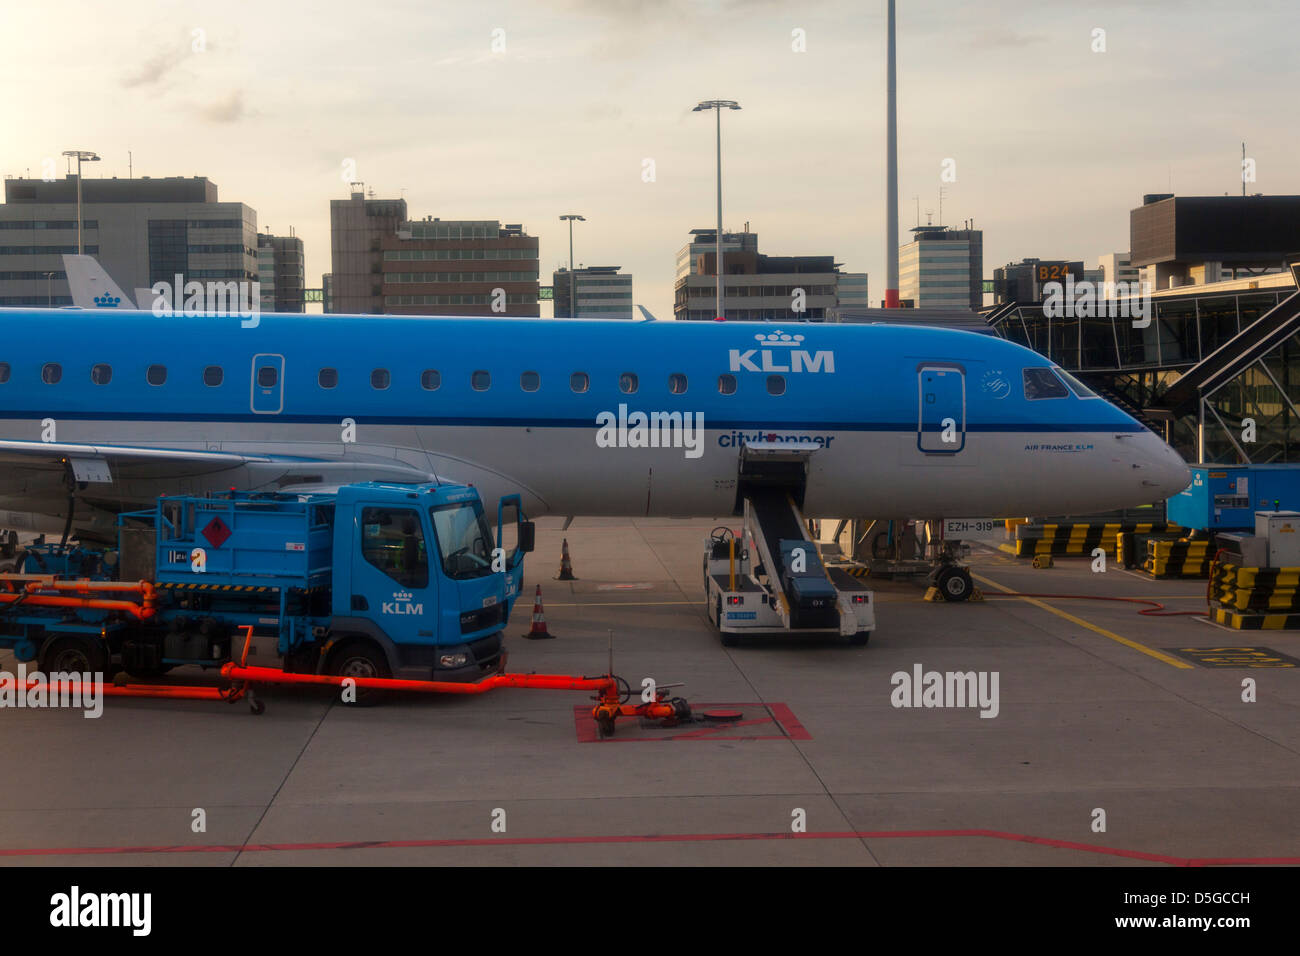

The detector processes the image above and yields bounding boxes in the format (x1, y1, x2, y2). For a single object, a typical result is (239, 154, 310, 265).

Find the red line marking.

(0, 828, 1292, 865)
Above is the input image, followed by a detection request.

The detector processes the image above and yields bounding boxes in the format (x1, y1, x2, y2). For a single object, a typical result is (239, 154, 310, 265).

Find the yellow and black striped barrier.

(1211, 607, 1300, 630)
(1016, 522, 1183, 559)
(1143, 538, 1211, 578)
(1214, 585, 1300, 612)
(1211, 562, 1300, 590)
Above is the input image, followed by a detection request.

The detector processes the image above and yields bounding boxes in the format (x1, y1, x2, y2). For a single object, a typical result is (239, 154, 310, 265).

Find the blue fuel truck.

(0, 482, 533, 687)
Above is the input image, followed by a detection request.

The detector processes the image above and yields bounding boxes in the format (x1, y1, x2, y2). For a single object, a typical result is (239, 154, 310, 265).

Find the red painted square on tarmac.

(573, 702, 811, 743)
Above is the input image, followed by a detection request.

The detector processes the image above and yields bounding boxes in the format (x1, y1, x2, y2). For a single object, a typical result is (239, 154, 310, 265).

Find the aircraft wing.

(0, 440, 438, 492)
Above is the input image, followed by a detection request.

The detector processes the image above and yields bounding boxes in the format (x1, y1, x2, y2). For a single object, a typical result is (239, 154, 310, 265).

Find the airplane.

(0, 266, 1190, 547)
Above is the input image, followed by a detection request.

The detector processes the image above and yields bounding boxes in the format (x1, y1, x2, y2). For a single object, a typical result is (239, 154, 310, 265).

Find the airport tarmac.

(0, 517, 1296, 867)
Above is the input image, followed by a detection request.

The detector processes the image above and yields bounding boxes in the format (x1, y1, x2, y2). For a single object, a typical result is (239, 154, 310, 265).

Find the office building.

(1131, 194, 1300, 291)
(673, 227, 868, 322)
(0, 175, 256, 307)
(898, 225, 983, 310)
(257, 232, 305, 313)
(553, 265, 633, 319)
(327, 188, 408, 314)
(1097, 252, 1139, 287)
(382, 218, 539, 317)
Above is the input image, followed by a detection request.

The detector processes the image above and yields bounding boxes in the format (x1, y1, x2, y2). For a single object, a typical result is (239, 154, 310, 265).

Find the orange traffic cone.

(521, 584, 554, 639)
(555, 538, 577, 581)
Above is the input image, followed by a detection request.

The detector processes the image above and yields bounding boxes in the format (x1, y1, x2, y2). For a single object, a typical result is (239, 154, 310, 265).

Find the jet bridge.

(704, 442, 874, 646)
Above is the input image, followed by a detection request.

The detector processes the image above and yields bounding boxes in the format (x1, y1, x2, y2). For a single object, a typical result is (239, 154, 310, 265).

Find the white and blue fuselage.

(0, 309, 1190, 525)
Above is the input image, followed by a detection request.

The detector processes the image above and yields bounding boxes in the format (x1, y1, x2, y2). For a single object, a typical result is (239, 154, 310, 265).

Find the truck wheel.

(936, 567, 972, 602)
(848, 630, 871, 646)
(328, 641, 391, 707)
(39, 636, 108, 675)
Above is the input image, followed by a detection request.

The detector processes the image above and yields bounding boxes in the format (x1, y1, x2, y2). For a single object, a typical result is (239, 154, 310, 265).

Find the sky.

(2, 0, 1297, 316)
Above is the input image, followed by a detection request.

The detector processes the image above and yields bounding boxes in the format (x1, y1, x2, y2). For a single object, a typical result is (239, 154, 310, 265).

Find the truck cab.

(326, 482, 532, 680)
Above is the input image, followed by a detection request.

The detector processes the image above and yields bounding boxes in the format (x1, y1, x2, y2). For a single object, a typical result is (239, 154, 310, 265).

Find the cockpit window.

(1052, 367, 1099, 399)
(1023, 367, 1068, 400)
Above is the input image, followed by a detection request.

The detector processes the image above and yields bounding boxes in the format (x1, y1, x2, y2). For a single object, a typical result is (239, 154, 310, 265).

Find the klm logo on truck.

(729, 332, 834, 374)
(383, 591, 424, 616)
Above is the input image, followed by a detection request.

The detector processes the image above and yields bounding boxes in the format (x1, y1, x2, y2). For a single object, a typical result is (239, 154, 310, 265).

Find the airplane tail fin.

(62, 255, 136, 310)
(636, 305, 658, 321)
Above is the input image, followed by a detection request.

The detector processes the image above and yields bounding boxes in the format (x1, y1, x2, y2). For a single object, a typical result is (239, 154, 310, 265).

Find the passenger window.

(0, 363, 9, 384)
(360, 507, 428, 589)
(421, 369, 440, 390)
(203, 366, 223, 387)
(147, 364, 167, 386)
(91, 364, 113, 386)
(766, 375, 785, 396)
(668, 373, 688, 394)
(319, 368, 339, 389)
(472, 370, 491, 391)
(371, 369, 390, 390)
(42, 363, 62, 385)
(619, 372, 638, 394)
(257, 366, 278, 388)
(520, 371, 540, 392)
(718, 374, 737, 395)
(570, 372, 589, 393)
(1023, 367, 1068, 400)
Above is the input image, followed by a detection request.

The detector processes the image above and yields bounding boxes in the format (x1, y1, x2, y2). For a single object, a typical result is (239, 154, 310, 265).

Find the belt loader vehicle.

(703, 444, 875, 646)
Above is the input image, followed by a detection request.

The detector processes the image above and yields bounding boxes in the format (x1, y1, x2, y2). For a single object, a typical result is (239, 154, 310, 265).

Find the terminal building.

(0, 175, 257, 308)
(983, 194, 1300, 465)
(552, 265, 633, 319)
(673, 227, 868, 321)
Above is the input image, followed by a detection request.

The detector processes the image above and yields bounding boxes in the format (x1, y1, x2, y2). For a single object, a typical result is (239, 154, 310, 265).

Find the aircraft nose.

(1136, 433, 1191, 499)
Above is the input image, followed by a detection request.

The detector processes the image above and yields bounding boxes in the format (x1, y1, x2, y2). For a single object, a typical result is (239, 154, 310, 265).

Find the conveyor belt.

(748, 490, 804, 582)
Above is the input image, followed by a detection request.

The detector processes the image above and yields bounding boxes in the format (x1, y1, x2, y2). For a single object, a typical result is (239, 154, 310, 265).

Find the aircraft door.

(917, 364, 965, 454)
(251, 353, 285, 414)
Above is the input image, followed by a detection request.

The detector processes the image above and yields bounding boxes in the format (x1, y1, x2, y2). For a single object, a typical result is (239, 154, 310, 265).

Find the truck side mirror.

(518, 521, 535, 554)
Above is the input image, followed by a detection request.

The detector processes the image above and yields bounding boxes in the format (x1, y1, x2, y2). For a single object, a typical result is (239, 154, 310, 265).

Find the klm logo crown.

(754, 331, 805, 348)
(394, 591, 412, 602)
(93, 294, 121, 308)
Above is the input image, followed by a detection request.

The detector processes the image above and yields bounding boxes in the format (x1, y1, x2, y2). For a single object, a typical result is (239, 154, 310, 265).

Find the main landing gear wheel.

(935, 566, 973, 602)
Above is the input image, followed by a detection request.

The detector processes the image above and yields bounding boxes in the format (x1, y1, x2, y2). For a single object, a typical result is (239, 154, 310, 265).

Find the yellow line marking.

(971, 572, 1193, 669)
(545, 601, 700, 608)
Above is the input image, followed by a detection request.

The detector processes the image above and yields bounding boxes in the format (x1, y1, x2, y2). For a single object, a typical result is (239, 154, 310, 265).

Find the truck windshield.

(430, 501, 495, 579)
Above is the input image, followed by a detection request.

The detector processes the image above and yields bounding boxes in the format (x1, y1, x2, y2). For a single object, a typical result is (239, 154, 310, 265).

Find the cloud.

(121, 47, 188, 88)
(199, 90, 246, 124)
